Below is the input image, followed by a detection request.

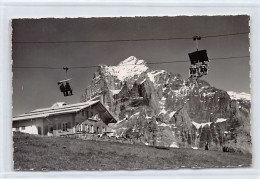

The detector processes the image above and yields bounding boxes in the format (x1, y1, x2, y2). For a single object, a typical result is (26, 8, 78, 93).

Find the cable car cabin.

(58, 81, 73, 97)
(57, 67, 74, 97)
(188, 50, 209, 65)
(188, 50, 209, 79)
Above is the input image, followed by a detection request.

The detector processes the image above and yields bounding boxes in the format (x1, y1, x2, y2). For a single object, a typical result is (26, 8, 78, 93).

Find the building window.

(16, 127, 19, 131)
(86, 110, 89, 119)
(92, 114, 98, 121)
(21, 126, 25, 130)
(62, 123, 68, 131)
(82, 110, 85, 116)
(75, 122, 79, 131)
(85, 124, 89, 132)
(79, 124, 83, 131)
(49, 127, 53, 133)
(37, 126, 42, 135)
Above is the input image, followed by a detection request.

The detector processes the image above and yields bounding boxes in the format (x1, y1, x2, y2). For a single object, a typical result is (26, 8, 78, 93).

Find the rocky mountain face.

(82, 56, 251, 153)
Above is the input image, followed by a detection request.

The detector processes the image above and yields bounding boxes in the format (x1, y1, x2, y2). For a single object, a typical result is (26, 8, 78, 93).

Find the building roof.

(13, 100, 117, 123)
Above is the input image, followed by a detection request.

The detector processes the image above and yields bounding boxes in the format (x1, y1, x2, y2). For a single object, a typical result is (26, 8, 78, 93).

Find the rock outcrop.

(82, 56, 251, 153)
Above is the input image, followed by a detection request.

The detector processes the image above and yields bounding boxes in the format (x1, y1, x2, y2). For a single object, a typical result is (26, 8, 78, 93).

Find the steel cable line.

(201, 32, 249, 38)
(210, 55, 250, 60)
(12, 32, 249, 44)
(12, 55, 250, 70)
(147, 55, 250, 65)
(12, 67, 62, 69)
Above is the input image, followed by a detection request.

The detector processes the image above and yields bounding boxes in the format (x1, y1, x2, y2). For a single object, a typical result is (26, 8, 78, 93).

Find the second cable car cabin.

(57, 67, 73, 97)
(58, 78, 73, 97)
(188, 49, 209, 79)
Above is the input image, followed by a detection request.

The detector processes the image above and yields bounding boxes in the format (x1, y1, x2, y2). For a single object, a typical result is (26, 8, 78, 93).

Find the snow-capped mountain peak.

(227, 91, 251, 101)
(118, 56, 146, 66)
(103, 56, 149, 81)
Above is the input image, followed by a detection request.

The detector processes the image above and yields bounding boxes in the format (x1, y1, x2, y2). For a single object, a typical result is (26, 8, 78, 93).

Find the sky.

(12, 16, 250, 116)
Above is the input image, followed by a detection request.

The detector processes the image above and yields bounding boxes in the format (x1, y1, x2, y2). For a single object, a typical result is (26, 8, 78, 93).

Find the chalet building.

(12, 100, 117, 137)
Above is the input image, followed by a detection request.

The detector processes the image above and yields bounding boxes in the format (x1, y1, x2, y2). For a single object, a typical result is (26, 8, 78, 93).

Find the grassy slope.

(13, 132, 252, 171)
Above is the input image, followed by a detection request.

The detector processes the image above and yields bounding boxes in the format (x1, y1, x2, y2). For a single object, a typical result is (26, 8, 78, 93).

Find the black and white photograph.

(12, 16, 251, 170)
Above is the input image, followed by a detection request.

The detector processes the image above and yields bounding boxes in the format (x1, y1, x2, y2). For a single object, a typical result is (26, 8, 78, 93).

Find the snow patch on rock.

(110, 89, 121, 95)
(191, 146, 198, 150)
(133, 112, 140, 116)
(216, 118, 228, 123)
(140, 78, 146, 84)
(192, 121, 212, 129)
(169, 111, 176, 118)
(227, 91, 251, 101)
(160, 109, 167, 114)
(158, 96, 168, 115)
(156, 122, 170, 127)
(147, 70, 165, 84)
(170, 142, 179, 148)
